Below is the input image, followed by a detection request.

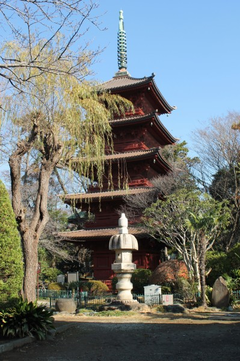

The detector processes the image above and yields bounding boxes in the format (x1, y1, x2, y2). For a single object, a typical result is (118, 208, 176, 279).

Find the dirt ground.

(2, 310, 240, 361)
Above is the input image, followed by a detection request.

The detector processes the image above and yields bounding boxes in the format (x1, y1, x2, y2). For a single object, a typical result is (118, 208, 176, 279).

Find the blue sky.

(1, 0, 239, 179)
(87, 0, 240, 154)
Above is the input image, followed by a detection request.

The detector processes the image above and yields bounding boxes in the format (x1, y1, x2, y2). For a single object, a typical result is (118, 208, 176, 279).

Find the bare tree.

(0, 0, 102, 97)
(193, 112, 240, 250)
(193, 112, 240, 183)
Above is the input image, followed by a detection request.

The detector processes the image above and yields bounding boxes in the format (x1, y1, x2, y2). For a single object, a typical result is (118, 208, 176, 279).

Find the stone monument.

(212, 276, 230, 308)
(109, 213, 138, 303)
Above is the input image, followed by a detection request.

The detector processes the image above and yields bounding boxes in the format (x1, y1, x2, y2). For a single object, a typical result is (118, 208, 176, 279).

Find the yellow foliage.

(1, 42, 133, 189)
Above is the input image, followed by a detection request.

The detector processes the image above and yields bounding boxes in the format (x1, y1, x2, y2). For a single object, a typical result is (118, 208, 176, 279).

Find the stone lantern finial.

(118, 213, 128, 234)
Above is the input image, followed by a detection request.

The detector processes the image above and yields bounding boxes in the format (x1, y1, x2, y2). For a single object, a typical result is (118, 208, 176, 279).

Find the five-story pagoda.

(59, 11, 176, 284)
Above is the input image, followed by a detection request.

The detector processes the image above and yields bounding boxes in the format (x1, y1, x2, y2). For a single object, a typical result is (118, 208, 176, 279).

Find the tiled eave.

(71, 147, 170, 166)
(61, 187, 153, 204)
(58, 226, 148, 240)
(100, 74, 176, 114)
(101, 74, 155, 90)
(110, 112, 177, 144)
(100, 148, 171, 172)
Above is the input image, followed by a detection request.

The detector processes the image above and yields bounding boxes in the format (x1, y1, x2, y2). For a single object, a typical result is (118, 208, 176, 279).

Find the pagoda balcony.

(112, 107, 144, 119)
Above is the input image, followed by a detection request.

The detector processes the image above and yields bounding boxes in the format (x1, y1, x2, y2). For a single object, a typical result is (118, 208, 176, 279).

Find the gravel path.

(1, 312, 240, 361)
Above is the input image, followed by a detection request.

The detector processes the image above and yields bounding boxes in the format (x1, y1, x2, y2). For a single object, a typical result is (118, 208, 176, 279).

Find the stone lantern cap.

(109, 213, 138, 250)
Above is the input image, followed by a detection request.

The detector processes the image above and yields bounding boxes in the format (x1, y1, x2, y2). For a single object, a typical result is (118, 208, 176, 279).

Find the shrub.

(111, 277, 118, 293)
(222, 274, 240, 292)
(131, 269, 152, 294)
(205, 286, 213, 306)
(68, 281, 81, 290)
(206, 251, 228, 286)
(68, 280, 109, 295)
(227, 243, 240, 274)
(83, 280, 109, 295)
(0, 298, 54, 340)
(149, 260, 188, 287)
(0, 180, 23, 306)
(207, 245, 240, 287)
(174, 278, 198, 299)
(41, 267, 61, 284)
(161, 285, 172, 294)
(48, 282, 65, 291)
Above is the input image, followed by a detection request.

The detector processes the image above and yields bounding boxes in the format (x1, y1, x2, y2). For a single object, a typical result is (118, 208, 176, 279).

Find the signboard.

(144, 285, 161, 305)
(162, 294, 173, 305)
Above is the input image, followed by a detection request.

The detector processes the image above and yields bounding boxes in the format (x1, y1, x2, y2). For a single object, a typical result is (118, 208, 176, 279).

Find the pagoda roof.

(71, 147, 170, 165)
(110, 112, 177, 144)
(62, 187, 152, 204)
(101, 73, 176, 114)
(58, 226, 148, 241)
(101, 148, 166, 161)
(100, 148, 171, 173)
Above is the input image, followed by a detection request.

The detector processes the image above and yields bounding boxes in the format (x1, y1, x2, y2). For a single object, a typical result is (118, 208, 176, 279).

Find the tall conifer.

(0, 180, 23, 304)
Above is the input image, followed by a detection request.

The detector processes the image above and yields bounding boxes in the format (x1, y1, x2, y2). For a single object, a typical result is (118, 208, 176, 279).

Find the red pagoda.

(59, 11, 176, 283)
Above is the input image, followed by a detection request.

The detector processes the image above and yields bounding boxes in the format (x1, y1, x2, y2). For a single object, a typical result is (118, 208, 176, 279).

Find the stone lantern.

(109, 213, 138, 302)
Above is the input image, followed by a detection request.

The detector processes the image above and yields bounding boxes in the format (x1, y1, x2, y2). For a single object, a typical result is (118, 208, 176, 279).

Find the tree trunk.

(22, 230, 39, 301)
(199, 231, 207, 307)
(21, 163, 54, 301)
(193, 256, 201, 293)
(9, 121, 63, 302)
(191, 240, 201, 292)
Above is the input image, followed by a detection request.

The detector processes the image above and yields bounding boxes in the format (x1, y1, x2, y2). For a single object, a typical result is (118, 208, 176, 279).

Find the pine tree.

(0, 180, 23, 304)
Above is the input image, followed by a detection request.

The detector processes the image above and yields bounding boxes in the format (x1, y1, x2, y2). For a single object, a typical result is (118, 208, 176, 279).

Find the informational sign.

(144, 285, 161, 305)
(162, 294, 173, 305)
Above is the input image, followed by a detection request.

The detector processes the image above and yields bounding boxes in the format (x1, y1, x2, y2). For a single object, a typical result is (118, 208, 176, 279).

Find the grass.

(94, 310, 137, 317)
(76, 308, 137, 317)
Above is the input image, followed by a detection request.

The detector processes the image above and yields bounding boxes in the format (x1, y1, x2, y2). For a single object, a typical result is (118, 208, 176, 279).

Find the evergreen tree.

(143, 190, 231, 306)
(0, 180, 23, 304)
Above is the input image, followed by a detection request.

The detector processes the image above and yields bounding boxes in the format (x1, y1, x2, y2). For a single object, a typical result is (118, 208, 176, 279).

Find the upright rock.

(212, 276, 230, 308)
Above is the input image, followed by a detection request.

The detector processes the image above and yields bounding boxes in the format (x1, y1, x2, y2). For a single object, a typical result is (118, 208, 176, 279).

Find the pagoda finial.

(117, 10, 127, 71)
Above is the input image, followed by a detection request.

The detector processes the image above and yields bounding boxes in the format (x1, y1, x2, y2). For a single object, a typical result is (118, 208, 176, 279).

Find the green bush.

(88, 280, 109, 295)
(161, 285, 172, 294)
(82, 280, 109, 295)
(222, 274, 240, 292)
(41, 267, 61, 284)
(0, 181, 23, 305)
(205, 286, 213, 306)
(207, 245, 240, 287)
(131, 269, 152, 294)
(111, 277, 118, 293)
(68, 281, 81, 290)
(0, 298, 54, 340)
(174, 278, 198, 299)
(206, 251, 228, 286)
(48, 282, 65, 291)
(227, 243, 240, 271)
(68, 280, 109, 295)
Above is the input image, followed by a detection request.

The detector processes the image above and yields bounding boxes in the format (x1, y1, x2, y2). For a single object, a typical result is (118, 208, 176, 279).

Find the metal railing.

(38, 289, 74, 299)
(38, 289, 240, 308)
(37, 290, 146, 308)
